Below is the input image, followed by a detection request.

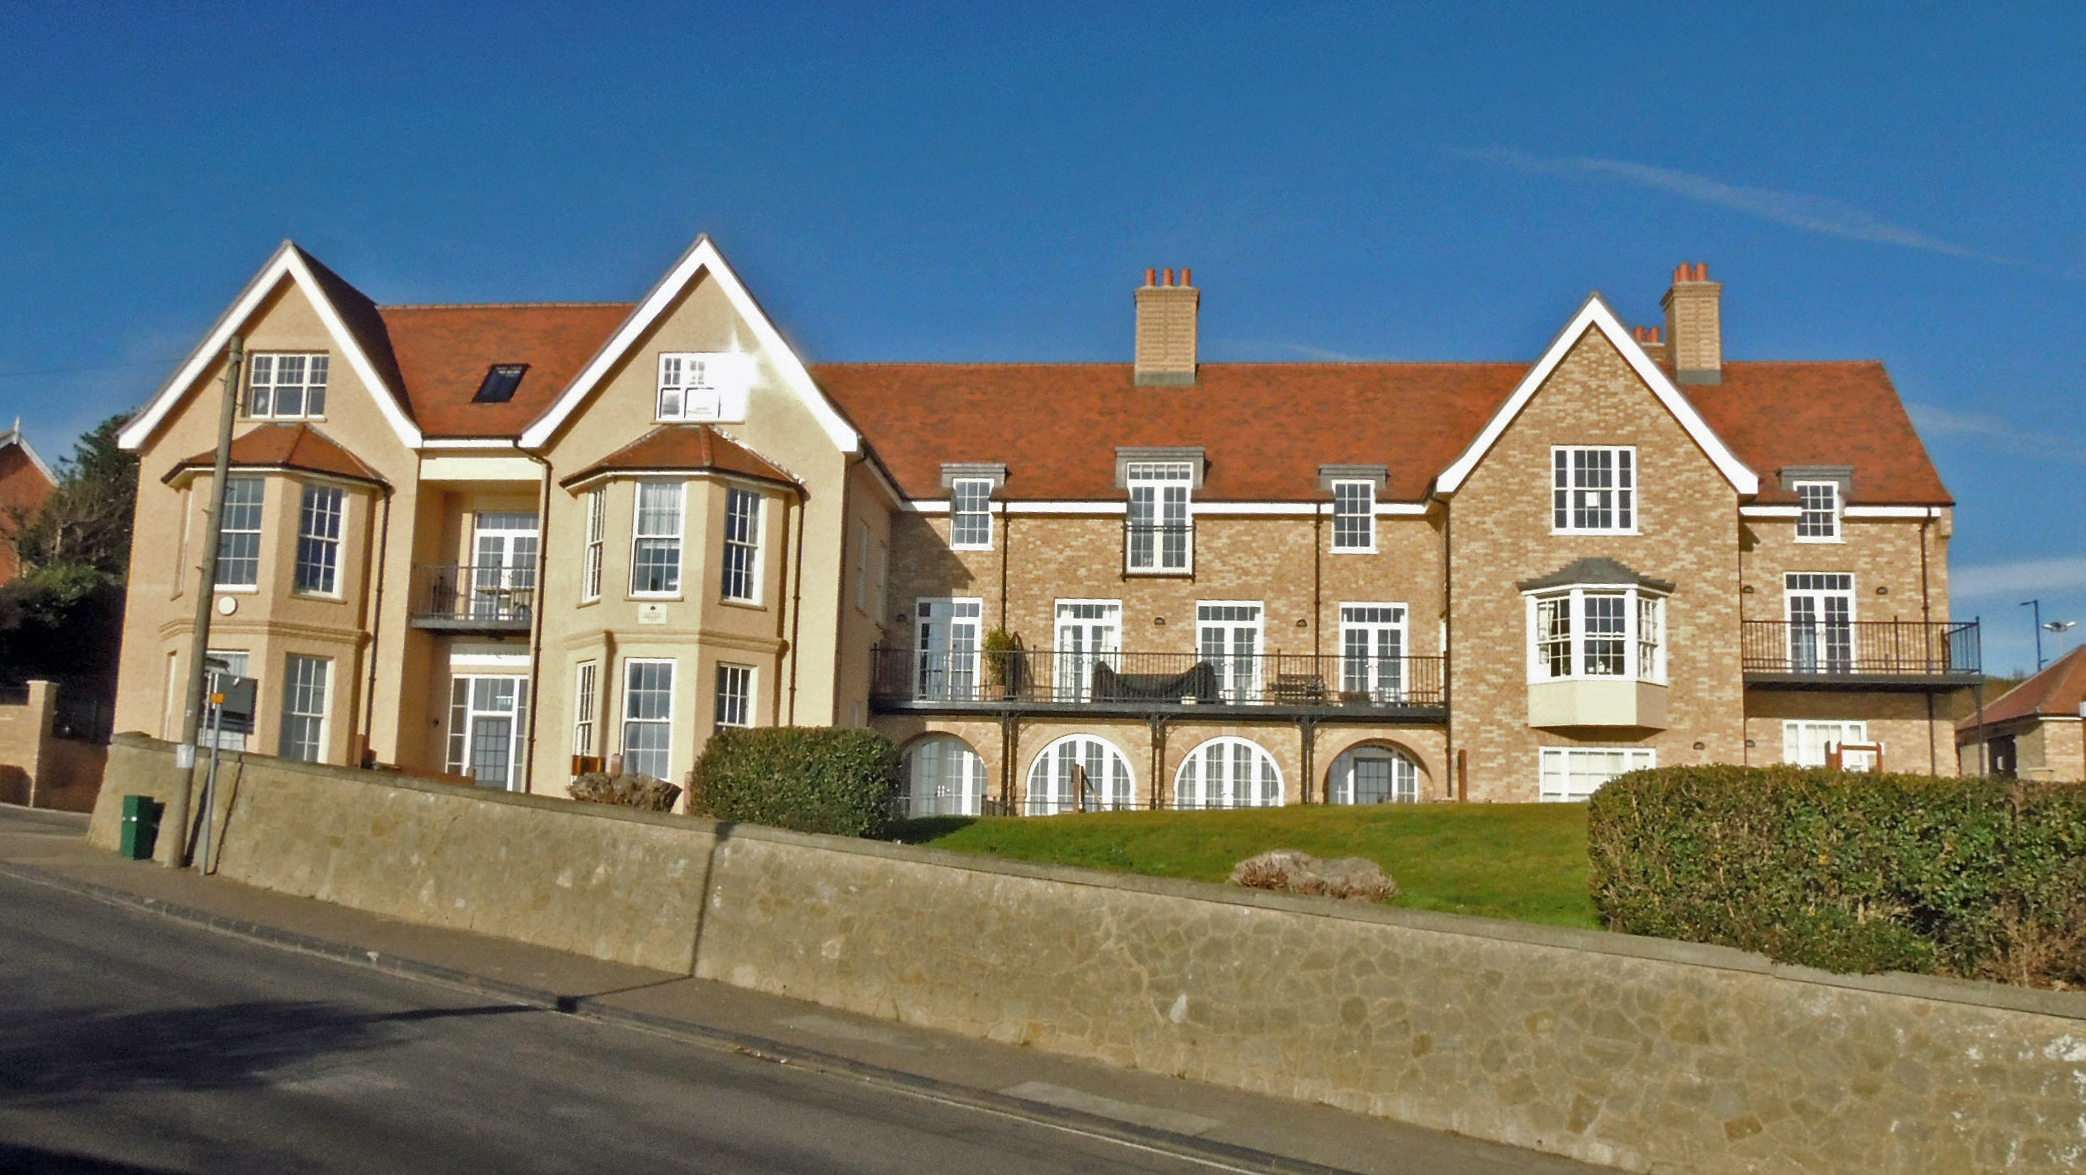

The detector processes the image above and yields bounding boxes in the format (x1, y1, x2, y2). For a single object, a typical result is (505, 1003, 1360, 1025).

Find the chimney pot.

(1182, 268, 1191, 286)
(1163, 267, 1174, 286)
(1145, 268, 1156, 286)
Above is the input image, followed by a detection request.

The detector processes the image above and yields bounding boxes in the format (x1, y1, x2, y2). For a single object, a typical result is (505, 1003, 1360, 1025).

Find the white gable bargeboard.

(116, 241, 423, 452)
(519, 235, 857, 454)
(1434, 294, 1757, 497)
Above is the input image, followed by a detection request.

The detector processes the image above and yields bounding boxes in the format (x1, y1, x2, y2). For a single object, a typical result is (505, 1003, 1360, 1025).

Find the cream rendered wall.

(113, 280, 423, 770)
(530, 270, 859, 795)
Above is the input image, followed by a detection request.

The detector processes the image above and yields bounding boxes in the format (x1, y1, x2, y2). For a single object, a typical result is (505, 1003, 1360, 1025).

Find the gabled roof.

(558, 425, 801, 492)
(814, 362, 1526, 501)
(0, 425, 56, 486)
(1963, 645, 2086, 731)
(162, 423, 387, 487)
(1516, 557, 1676, 594)
(380, 303, 635, 438)
(118, 242, 424, 451)
(519, 236, 858, 453)
(1685, 362, 1951, 505)
(1436, 295, 1759, 496)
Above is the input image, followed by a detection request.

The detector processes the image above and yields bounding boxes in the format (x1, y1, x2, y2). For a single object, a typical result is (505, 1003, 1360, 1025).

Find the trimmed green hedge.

(1588, 766, 2086, 986)
(688, 727, 901, 838)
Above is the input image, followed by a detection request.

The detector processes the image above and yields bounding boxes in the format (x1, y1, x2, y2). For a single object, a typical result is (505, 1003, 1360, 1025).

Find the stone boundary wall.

(0, 680, 106, 810)
(95, 733, 2086, 1173)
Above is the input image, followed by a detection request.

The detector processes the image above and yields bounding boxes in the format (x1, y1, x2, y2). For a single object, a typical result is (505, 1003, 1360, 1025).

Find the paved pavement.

(0, 804, 1606, 1174)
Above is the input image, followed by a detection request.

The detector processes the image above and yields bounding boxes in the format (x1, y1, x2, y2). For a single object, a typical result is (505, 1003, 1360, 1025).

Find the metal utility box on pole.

(161, 336, 243, 867)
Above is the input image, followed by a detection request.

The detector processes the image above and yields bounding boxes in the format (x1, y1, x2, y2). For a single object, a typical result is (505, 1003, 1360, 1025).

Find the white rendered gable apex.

(1433, 294, 1758, 496)
(518, 235, 859, 453)
(116, 241, 424, 452)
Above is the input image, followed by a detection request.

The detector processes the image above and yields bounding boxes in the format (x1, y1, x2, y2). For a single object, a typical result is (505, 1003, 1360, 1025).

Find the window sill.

(628, 593, 685, 602)
(212, 585, 260, 594)
(949, 543, 994, 553)
(290, 591, 345, 603)
(1549, 528, 1640, 538)
(1329, 546, 1378, 556)
(719, 598, 767, 612)
(1793, 536, 1846, 544)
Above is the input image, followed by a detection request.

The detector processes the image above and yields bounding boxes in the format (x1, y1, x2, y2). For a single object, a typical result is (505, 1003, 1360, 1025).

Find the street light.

(2020, 601, 2076, 672)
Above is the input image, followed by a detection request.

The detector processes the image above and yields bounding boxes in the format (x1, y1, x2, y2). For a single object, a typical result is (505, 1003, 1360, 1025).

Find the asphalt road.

(0, 873, 1231, 1175)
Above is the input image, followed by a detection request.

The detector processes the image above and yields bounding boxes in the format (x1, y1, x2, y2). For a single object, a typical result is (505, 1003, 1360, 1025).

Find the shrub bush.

(687, 727, 901, 838)
(1588, 765, 2086, 987)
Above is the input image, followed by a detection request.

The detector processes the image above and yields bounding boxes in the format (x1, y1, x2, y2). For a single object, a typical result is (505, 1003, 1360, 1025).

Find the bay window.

(1525, 587, 1665, 683)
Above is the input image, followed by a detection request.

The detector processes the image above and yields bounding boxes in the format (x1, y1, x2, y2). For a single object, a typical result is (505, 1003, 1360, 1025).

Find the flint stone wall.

(96, 733, 2086, 1172)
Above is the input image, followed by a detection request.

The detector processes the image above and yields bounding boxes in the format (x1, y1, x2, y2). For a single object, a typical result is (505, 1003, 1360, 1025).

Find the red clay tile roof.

(1963, 645, 2086, 730)
(813, 363, 1526, 501)
(1686, 362, 1952, 506)
(813, 359, 1953, 505)
(559, 425, 801, 491)
(378, 303, 635, 438)
(164, 423, 387, 486)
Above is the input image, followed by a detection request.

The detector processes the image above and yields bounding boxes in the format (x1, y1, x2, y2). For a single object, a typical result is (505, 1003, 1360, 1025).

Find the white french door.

(447, 675, 530, 790)
(1054, 600, 1121, 701)
(1197, 603, 1263, 703)
(914, 598, 982, 701)
(1339, 604, 1407, 702)
(1786, 573, 1854, 673)
(471, 512, 539, 621)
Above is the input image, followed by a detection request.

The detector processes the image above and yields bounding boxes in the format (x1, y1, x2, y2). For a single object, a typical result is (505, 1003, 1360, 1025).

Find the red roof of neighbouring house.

(378, 303, 636, 438)
(164, 423, 387, 486)
(558, 425, 802, 491)
(1963, 645, 2086, 731)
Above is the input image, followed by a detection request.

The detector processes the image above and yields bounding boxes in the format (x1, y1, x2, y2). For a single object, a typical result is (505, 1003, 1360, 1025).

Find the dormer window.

(1795, 481, 1841, 542)
(658, 352, 753, 423)
(949, 479, 993, 550)
(247, 353, 328, 419)
(1125, 461, 1194, 574)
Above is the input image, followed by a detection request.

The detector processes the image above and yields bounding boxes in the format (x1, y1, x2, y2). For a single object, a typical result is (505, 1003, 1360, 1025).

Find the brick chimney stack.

(1134, 267, 1199, 386)
(1660, 262, 1722, 385)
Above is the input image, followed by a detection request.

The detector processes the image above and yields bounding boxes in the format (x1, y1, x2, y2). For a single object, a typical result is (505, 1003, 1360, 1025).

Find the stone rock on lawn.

(568, 771, 682, 812)
(1228, 849, 1398, 902)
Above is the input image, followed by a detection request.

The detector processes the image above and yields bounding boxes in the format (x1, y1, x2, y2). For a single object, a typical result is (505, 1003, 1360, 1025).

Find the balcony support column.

(997, 711, 1022, 814)
(1145, 713, 1172, 811)
(1295, 714, 1318, 804)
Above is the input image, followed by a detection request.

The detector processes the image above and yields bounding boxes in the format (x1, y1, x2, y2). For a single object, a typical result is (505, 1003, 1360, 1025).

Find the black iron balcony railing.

(409, 563, 536, 631)
(1123, 521, 1194, 575)
(871, 646, 1446, 711)
(1740, 619, 1980, 681)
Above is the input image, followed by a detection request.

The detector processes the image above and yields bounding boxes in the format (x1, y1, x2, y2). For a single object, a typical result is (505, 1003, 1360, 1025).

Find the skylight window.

(473, 364, 528, 403)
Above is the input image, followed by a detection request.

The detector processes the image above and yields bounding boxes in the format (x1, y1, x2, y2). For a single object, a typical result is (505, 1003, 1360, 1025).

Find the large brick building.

(109, 240, 1979, 810)
(0, 424, 58, 584)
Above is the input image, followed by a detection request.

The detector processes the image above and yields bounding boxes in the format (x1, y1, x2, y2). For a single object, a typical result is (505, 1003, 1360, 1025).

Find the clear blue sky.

(3, 3, 2080, 673)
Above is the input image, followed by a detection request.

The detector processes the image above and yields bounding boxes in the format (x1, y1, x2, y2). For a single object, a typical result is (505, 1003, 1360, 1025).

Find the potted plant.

(983, 629, 1026, 699)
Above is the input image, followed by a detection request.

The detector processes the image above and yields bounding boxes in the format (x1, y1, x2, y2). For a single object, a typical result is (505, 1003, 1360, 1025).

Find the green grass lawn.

(892, 803, 1600, 930)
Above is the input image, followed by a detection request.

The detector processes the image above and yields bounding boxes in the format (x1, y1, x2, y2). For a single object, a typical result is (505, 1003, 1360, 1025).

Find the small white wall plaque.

(638, 603, 668, 625)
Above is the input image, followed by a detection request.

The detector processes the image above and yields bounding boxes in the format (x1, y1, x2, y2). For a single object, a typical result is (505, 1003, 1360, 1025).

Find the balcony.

(1741, 619, 1981, 690)
(408, 564, 536, 633)
(871, 647, 1446, 721)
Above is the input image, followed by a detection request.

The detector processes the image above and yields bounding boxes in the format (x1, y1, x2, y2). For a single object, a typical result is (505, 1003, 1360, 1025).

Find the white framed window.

(950, 478, 994, 550)
(1331, 481, 1376, 552)
(715, 663, 754, 730)
(1026, 734, 1135, 814)
(620, 659, 675, 780)
(657, 352, 753, 422)
(720, 487, 761, 603)
(1538, 746, 1655, 802)
(1054, 600, 1122, 702)
(582, 489, 605, 602)
(1783, 720, 1874, 770)
(914, 598, 983, 700)
(1795, 482, 1842, 542)
(1339, 604, 1406, 701)
(1552, 447, 1636, 534)
(630, 480, 684, 596)
(572, 661, 598, 758)
(902, 735, 989, 817)
(1525, 588, 1666, 683)
(279, 654, 330, 763)
(247, 353, 329, 419)
(446, 675, 529, 790)
(1786, 573, 1855, 673)
(1126, 461, 1193, 573)
(854, 522, 870, 610)
(215, 476, 265, 589)
(1327, 744, 1420, 804)
(1197, 602, 1264, 702)
(294, 484, 344, 595)
(1174, 736, 1283, 810)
